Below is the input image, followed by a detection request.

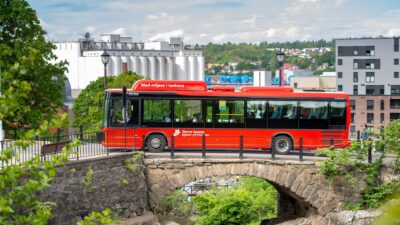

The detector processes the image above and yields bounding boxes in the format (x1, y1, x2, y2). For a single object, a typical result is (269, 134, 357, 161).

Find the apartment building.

(335, 37, 400, 137)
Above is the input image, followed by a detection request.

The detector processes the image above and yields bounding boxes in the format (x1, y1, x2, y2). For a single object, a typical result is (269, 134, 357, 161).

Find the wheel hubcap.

(276, 140, 288, 152)
(150, 138, 161, 149)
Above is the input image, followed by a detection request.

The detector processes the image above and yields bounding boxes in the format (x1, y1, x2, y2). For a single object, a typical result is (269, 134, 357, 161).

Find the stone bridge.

(41, 153, 372, 225)
(145, 158, 361, 219)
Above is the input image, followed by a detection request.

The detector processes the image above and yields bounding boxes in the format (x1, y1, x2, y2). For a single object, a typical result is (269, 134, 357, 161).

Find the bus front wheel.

(272, 135, 292, 155)
(146, 134, 166, 152)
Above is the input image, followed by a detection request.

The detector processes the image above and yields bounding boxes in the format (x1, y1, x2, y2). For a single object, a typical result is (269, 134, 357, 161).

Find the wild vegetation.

(318, 120, 400, 211)
(155, 176, 277, 225)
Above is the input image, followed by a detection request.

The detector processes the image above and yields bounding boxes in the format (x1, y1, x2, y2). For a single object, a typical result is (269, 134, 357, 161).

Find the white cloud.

(85, 26, 96, 33)
(335, 0, 349, 7)
(200, 33, 207, 37)
(111, 27, 127, 36)
(147, 12, 169, 20)
(387, 28, 400, 36)
(149, 29, 184, 41)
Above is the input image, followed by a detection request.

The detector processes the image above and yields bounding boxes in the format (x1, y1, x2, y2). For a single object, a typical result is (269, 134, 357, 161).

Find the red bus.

(103, 80, 350, 154)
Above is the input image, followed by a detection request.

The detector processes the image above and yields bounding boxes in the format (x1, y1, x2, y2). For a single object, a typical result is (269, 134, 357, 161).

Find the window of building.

(216, 100, 244, 127)
(174, 100, 203, 127)
(338, 72, 343, 78)
(338, 46, 343, 54)
(395, 72, 399, 78)
(338, 59, 343, 65)
(366, 72, 375, 83)
(381, 100, 384, 110)
(350, 100, 356, 110)
(390, 113, 400, 121)
(366, 62, 375, 69)
(367, 126, 374, 132)
(246, 100, 267, 128)
(367, 113, 374, 124)
(337, 85, 343, 91)
(350, 125, 356, 137)
(395, 38, 399, 52)
(391, 85, 400, 95)
(380, 113, 384, 124)
(269, 101, 298, 129)
(366, 85, 385, 95)
(353, 72, 358, 82)
(353, 85, 358, 95)
(353, 61, 358, 69)
(395, 58, 399, 65)
(353, 49, 358, 56)
(142, 99, 172, 127)
(294, 83, 298, 88)
(366, 49, 375, 56)
(367, 100, 374, 110)
(351, 113, 355, 123)
(299, 101, 329, 129)
(390, 99, 400, 109)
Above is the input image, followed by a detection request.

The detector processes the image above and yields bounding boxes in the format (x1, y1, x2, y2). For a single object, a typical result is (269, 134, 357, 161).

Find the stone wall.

(40, 154, 149, 225)
(39, 156, 378, 224)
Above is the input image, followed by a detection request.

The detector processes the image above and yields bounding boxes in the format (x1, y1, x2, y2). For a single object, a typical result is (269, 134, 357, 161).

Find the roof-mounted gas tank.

(239, 86, 293, 93)
(132, 80, 208, 92)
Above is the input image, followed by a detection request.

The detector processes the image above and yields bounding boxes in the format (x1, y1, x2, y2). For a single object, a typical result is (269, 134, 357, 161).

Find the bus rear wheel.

(272, 135, 292, 155)
(146, 134, 166, 152)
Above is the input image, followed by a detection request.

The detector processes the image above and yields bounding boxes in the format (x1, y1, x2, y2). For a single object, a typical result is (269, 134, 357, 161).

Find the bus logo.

(173, 129, 181, 137)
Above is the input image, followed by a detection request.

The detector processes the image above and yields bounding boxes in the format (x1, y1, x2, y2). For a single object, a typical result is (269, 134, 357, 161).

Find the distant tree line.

(194, 40, 335, 74)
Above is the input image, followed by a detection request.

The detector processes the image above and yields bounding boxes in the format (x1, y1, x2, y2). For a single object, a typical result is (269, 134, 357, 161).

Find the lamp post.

(101, 50, 110, 89)
(276, 50, 285, 86)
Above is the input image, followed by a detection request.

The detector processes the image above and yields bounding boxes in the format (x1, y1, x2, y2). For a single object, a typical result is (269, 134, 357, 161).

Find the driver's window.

(110, 98, 123, 127)
(109, 98, 139, 127)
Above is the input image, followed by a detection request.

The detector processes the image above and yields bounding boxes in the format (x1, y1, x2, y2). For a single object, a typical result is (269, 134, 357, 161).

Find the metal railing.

(0, 129, 380, 166)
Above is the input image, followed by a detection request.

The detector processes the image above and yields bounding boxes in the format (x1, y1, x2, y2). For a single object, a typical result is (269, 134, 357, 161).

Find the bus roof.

(106, 80, 348, 99)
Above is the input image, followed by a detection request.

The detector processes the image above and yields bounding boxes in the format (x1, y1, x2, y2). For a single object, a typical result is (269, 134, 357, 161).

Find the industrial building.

(53, 34, 204, 98)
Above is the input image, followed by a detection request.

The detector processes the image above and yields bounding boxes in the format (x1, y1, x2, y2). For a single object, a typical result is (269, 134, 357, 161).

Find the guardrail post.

(202, 134, 206, 159)
(271, 146, 275, 161)
(299, 137, 303, 162)
(239, 135, 243, 160)
(142, 135, 146, 152)
(368, 143, 372, 164)
(357, 130, 360, 142)
(170, 135, 175, 159)
(79, 125, 84, 141)
(330, 138, 334, 150)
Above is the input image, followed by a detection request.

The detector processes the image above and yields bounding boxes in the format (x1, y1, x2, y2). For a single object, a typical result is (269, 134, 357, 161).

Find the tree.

(72, 71, 142, 132)
(0, 0, 67, 128)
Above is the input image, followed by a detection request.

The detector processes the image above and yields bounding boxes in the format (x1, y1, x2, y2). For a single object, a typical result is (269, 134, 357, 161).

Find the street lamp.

(101, 50, 110, 89)
(276, 50, 285, 86)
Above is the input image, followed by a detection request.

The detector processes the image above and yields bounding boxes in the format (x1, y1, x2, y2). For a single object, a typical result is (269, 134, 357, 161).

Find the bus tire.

(146, 134, 166, 152)
(272, 135, 292, 155)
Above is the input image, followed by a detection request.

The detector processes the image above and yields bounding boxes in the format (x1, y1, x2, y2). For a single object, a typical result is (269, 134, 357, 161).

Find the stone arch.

(145, 159, 361, 218)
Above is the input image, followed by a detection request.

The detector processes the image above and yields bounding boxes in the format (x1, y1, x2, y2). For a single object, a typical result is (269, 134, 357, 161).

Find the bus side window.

(205, 100, 213, 123)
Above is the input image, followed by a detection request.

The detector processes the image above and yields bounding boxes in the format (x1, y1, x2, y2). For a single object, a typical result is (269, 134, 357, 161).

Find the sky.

(29, 0, 400, 44)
